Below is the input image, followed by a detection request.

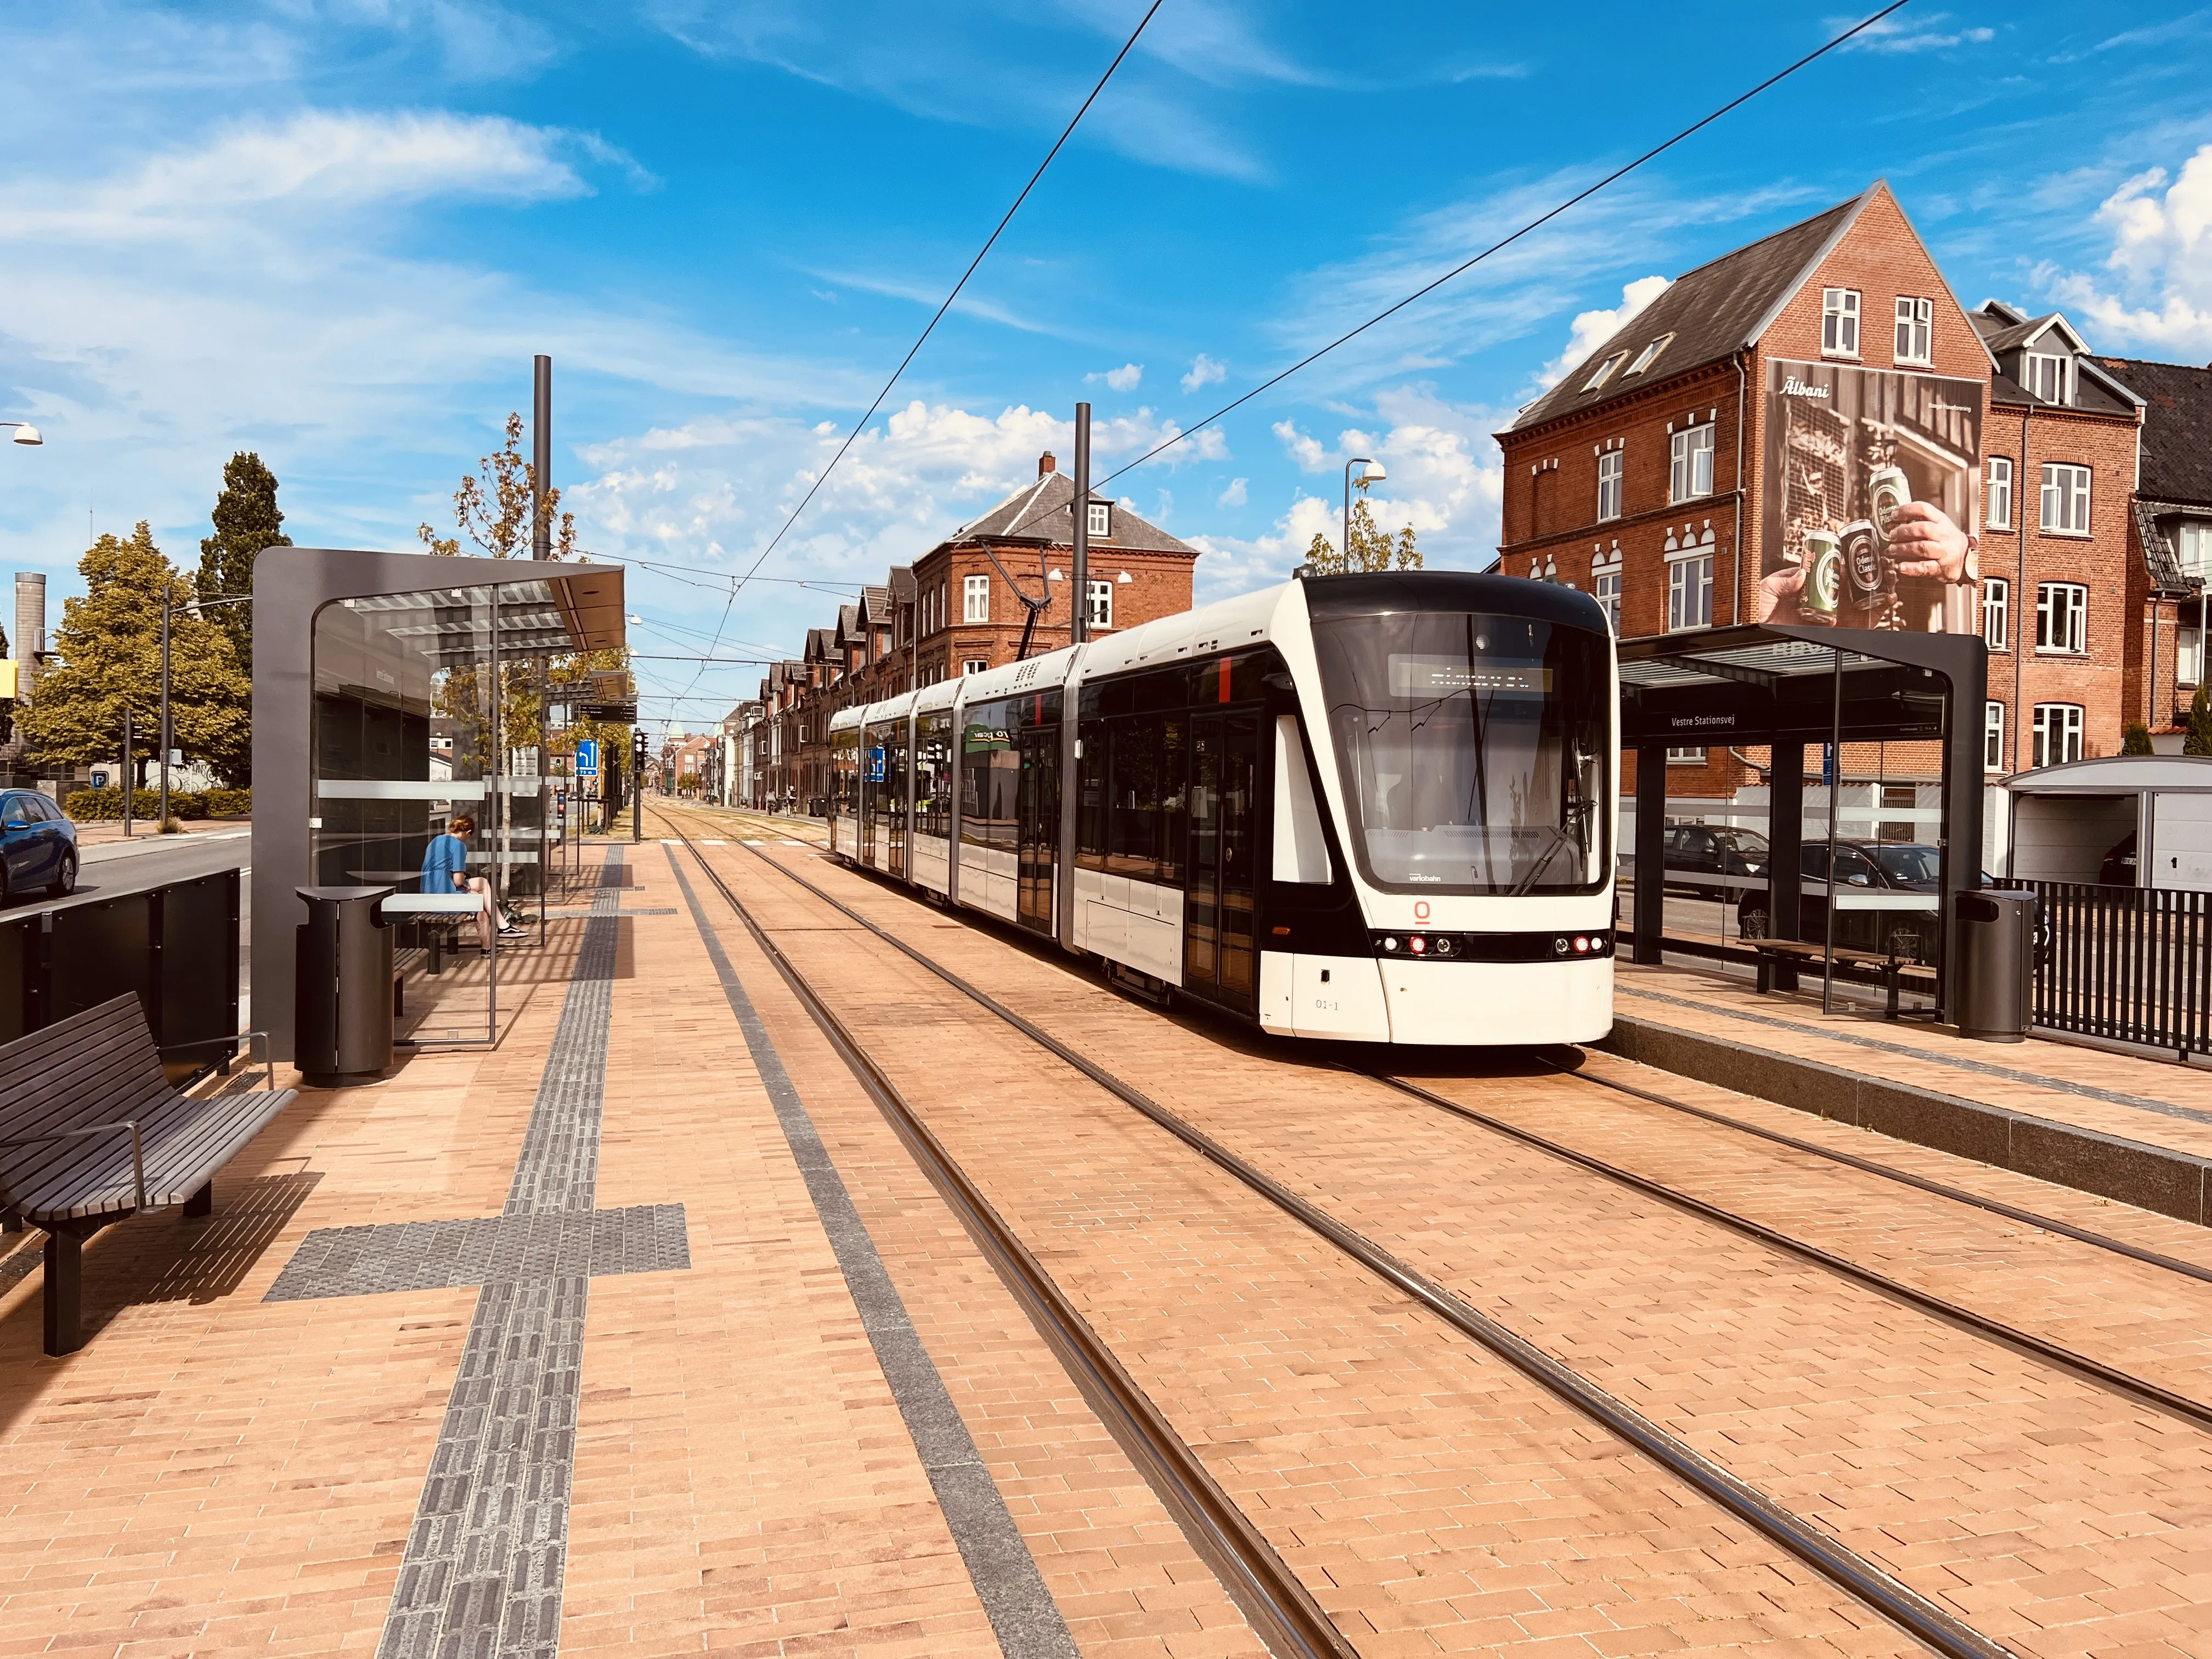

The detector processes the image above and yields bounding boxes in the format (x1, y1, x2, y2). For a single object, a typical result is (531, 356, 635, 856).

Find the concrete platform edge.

(1594, 1013, 2212, 1227)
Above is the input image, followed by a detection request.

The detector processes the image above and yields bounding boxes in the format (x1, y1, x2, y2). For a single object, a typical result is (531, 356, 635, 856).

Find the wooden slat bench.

(1748, 938, 1939, 1016)
(0, 995, 296, 1355)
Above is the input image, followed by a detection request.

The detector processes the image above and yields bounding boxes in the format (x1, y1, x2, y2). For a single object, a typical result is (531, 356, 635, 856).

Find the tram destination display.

(1757, 359, 1983, 634)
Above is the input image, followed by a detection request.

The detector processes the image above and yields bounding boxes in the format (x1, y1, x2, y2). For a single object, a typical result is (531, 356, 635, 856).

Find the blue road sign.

(577, 738, 600, 777)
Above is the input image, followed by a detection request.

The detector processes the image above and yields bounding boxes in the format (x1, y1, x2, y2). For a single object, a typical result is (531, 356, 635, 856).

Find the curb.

(1596, 1013, 2212, 1227)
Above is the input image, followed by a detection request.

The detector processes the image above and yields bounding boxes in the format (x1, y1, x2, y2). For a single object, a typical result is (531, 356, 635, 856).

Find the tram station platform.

(1607, 960, 2212, 1226)
(11, 817, 2212, 1659)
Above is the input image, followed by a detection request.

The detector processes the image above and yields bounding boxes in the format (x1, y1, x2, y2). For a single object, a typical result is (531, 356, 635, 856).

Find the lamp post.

(1343, 457, 1385, 567)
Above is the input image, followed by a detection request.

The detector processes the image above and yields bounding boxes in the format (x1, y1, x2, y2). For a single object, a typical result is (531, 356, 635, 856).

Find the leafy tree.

(1302, 477, 1421, 575)
(2122, 721, 2154, 756)
(419, 411, 577, 559)
(2187, 686, 2212, 757)
(20, 524, 251, 779)
(196, 451, 290, 783)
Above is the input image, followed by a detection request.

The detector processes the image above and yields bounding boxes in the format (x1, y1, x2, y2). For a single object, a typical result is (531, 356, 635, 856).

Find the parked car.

(1662, 822, 1769, 900)
(1737, 838, 1937, 962)
(0, 788, 77, 900)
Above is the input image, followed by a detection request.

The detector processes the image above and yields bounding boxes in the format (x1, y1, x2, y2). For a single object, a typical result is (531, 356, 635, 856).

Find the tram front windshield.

(1313, 612, 1609, 895)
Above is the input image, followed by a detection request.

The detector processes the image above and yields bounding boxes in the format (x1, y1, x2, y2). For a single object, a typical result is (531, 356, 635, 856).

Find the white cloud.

(1181, 353, 1227, 393)
(1185, 494, 1338, 598)
(2041, 146, 2212, 351)
(1217, 477, 1248, 508)
(1087, 362, 1144, 392)
(1536, 275, 1671, 388)
(1272, 420, 1331, 472)
(1830, 12, 1995, 51)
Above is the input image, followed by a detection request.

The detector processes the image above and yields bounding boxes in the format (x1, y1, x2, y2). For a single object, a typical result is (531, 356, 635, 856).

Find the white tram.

(828, 571, 1617, 1045)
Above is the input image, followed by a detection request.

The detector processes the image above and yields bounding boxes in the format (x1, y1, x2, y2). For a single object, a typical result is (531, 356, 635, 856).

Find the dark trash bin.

(1954, 887, 2036, 1043)
(296, 885, 396, 1086)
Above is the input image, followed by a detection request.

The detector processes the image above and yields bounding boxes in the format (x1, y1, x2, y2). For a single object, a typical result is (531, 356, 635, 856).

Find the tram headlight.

(1409, 936, 1426, 955)
(1553, 936, 1569, 955)
(1381, 936, 1398, 952)
(1434, 936, 1453, 956)
(1573, 935, 1590, 953)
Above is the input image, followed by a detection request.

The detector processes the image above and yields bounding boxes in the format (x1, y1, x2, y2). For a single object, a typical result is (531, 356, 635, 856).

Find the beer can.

(1801, 528, 1841, 619)
(1870, 465, 1911, 537)
(1841, 518, 1883, 601)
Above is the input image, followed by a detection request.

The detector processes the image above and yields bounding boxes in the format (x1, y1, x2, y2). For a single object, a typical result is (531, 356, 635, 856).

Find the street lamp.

(1343, 457, 1386, 566)
(1, 423, 42, 446)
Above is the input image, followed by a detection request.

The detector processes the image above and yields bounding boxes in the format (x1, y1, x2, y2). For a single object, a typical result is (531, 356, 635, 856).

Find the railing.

(0, 868, 241, 1077)
(2022, 879, 2212, 1056)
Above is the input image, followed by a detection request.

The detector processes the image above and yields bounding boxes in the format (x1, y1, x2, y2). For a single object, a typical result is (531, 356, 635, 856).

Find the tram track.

(655, 804, 2022, 1659)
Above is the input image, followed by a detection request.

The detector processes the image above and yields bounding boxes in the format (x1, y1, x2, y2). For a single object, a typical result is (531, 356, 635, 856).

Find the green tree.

(2122, 721, 2155, 756)
(196, 451, 290, 783)
(419, 411, 577, 560)
(20, 524, 251, 780)
(1301, 477, 1421, 575)
(2187, 686, 2212, 757)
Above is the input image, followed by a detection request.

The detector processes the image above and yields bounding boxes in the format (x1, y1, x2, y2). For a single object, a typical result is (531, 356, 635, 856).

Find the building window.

(2032, 703, 2084, 768)
(2181, 622, 2204, 687)
(2177, 521, 2211, 580)
(1592, 555, 1622, 635)
(1669, 424, 1714, 504)
(1626, 332, 1674, 376)
(1982, 576, 2010, 652)
(1086, 580, 1113, 629)
(2035, 582, 2087, 653)
(1894, 296, 1933, 364)
(1583, 352, 1628, 392)
(1666, 747, 1708, 764)
(1667, 554, 1714, 632)
(1987, 457, 2013, 529)
(962, 656, 989, 676)
(2025, 353, 2072, 405)
(1984, 701, 2005, 772)
(1822, 288, 1861, 357)
(963, 574, 991, 623)
(1596, 449, 1623, 522)
(2040, 463, 2091, 535)
(1087, 501, 1111, 539)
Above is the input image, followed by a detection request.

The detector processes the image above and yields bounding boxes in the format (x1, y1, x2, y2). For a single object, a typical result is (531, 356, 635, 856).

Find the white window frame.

(1669, 424, 1714, 504)
(1894, 295, 1933, 364)
(1981, 575, 2010, 652)
(1592, 556, 1622, 635)
(961, 656, 990, 677)
(2032, 703, 2084, 769)
(1666, 552, 1714, 633)
(2176, 521, 2210, 580)
(962, 573, 991, 623)
(1086, 579, 1113, 629)
(2180, 619, 2205, 688)
(2025, 353, 2072, 406)
(1087, 501, 1111, 539)
(1822, 288, 1861, 357)
(2040, 463, 2091, 536)
(2035, 582, 2087, 654)
(1986, 456, 2013, 530)
(1596, 449, 1623, 522)
(1583, 352, 1628, 392)
(1626, 333, 1674, 376)
(1665, 747, 1708, 764)
(1984, 701, 2006, 773)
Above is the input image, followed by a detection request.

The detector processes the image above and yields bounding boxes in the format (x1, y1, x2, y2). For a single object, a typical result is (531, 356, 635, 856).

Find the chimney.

(14, 573, 44, 701)
(1038, 451, 1057, 477)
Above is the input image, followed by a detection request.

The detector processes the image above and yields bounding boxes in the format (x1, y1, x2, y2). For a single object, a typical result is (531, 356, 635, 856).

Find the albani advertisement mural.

(1755, 358, 1984, 634)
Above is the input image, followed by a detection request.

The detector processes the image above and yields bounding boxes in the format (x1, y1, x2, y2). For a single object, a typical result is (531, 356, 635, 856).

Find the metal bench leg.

(184, 1183, 212, 1220)
(1885, 968, 1901, 1019)
(1757, 959, 1774, 995)
(43, 1226, 87, 1357)
(1, 1208, 21, 1235)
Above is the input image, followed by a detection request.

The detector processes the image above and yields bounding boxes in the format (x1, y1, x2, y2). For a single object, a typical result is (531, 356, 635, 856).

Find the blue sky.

(2, 1, 2210, 733)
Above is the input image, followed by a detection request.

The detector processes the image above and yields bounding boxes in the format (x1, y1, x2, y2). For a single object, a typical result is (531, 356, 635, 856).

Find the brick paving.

(727, 829, 2212, 1659)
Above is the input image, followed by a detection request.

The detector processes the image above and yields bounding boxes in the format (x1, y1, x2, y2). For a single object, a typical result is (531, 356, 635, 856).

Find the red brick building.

(1499, 182, 2153, 800)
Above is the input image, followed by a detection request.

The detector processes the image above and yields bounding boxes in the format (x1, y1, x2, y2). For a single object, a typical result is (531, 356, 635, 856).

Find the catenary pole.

(158, 593, 171, 828)
(532, 356, 553, 561)
(1071, 403, 1091, 647)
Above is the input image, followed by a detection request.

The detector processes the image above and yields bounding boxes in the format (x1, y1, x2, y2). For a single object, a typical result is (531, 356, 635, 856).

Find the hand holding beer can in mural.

(1799, 527, 1842, 622)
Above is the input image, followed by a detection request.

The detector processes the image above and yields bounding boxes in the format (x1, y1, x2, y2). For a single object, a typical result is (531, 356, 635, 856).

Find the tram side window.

(1105, 714, 1187, 885)
(1077, 721, 1108, 867)
(831, 729, 860, 817)
(915, 712, 953, 838)
(961, 699, 1019, 849)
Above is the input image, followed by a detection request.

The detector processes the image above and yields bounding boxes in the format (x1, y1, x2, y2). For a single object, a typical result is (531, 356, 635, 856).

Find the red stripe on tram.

(1218, 657, 1232, 703)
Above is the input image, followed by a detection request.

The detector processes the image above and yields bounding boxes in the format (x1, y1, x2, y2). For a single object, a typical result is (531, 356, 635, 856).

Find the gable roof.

(1508, 191, 1869, 433)
(2098, 356, 2212, 506)
(939, 470, 1197, 556)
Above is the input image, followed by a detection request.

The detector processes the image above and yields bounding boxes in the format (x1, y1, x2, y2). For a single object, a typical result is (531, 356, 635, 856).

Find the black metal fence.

(2022, 879, 2212, 1056)
(0, 868, 241, 1076)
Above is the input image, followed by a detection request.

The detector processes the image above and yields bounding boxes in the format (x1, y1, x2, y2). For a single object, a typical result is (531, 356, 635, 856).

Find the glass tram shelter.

(252, 548, 627, 1062)
(1616, 623, 1987, 1019)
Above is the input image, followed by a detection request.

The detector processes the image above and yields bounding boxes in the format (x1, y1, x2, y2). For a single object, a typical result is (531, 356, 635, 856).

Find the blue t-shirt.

(420, 833, 469, 895)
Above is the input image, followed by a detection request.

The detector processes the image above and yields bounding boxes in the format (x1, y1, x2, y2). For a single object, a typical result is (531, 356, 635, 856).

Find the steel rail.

(658, 806, 2016, 1659)
(1530, 1053, 2212, 1288)
(654, 810, 1356, 1659)
(1368, 1070, 2212, 1435)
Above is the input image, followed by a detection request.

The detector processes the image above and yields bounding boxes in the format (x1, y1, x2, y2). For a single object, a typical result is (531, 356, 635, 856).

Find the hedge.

(63, 787, 250, 822)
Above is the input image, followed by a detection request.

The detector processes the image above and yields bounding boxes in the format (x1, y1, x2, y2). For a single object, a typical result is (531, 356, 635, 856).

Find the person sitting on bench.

(419, 815, 519, 958)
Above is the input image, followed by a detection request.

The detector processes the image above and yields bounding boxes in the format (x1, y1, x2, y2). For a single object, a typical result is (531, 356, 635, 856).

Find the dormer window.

(1583, 352, 1628, 392)
(2024, 352, 2072, 405)
(1625, 333, 1674, 376)
(1087, 501, 1111, 539)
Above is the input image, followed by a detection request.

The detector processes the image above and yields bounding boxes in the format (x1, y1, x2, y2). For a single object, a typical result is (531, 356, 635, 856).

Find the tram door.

(1184, 713, 1259, 1011)
(1015, 725, 1057, 934)
(885, 723, 909, 881)
(860, 736, 881, 866)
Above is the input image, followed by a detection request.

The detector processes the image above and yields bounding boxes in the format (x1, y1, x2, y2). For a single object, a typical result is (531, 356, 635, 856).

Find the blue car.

(0, 789, 77, 900)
